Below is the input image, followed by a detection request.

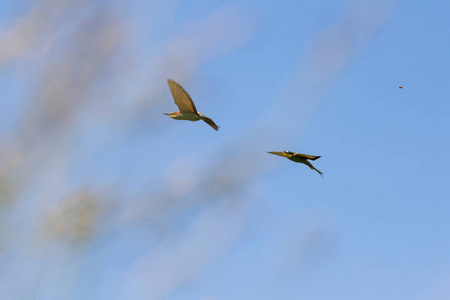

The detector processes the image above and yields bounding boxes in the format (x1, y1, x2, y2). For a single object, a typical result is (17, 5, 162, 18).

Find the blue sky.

(0, 0, 450, 299)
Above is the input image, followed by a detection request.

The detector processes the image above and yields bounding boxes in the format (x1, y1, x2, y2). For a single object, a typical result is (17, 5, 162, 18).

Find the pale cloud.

(268, 0, 397, 133)
(122, 200, 248, 300)
(305, 0, 396, 84)
(134, 3, 257, 108)
(418, 270, 450, 300)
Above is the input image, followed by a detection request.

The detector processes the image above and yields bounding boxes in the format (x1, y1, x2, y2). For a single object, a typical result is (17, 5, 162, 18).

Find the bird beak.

(163, 113, 170, 116)
(267, 151, 286, 157)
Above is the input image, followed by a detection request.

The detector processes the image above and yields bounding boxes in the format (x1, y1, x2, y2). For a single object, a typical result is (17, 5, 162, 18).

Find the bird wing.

(267, 151, 292, 159)
(167, 79, 198, 113)
(296, 153, 321, 160)
(200, 115, 219, 131)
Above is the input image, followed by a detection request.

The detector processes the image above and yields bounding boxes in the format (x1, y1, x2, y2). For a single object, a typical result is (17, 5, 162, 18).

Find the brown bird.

(164, 79, 219, 131)
(268, 151, 323, 176)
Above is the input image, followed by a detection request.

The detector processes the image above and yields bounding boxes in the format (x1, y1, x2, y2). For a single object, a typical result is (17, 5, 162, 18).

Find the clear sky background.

(0, 0, 449, 299)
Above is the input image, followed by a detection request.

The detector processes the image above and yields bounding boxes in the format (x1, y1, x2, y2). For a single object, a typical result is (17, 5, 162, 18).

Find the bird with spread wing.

(268, 151, 323, 176)
(164, 79, 219, 131)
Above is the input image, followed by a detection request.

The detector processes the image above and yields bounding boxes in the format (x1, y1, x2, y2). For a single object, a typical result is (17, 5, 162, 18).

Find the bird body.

(165, 79, 219, 131)
(164, 112, 201, 121)
(268, 151, 323, 176)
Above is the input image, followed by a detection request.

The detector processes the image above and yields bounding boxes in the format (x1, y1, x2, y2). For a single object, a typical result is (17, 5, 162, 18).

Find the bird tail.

(305, 161, 323, 177)
(199, 115, 219, 131)
(312, 167, 323, 177)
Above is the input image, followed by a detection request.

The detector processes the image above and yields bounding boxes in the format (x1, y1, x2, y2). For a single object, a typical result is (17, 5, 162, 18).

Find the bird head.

(164, 112, 178, 119)
(283, 151, 294, 158)
(268, 151, 293, 158)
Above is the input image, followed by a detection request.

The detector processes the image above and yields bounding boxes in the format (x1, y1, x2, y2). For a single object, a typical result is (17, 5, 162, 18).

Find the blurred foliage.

(0, 0, 388, 298)
(41, 189, 101, 244)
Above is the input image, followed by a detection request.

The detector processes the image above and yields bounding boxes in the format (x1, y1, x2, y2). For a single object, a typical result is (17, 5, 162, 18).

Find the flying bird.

(268, 151, 323, 176)
(164, 79, 219, 131)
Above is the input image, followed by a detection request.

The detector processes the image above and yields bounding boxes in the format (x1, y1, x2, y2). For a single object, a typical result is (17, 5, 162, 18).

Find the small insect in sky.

(399, 86, 403, 89)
